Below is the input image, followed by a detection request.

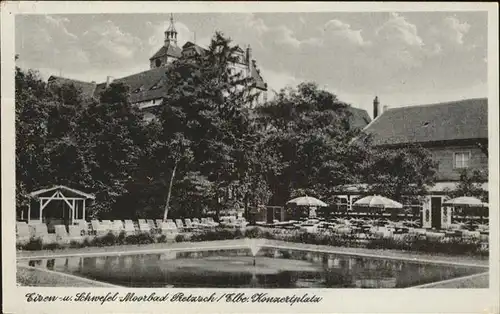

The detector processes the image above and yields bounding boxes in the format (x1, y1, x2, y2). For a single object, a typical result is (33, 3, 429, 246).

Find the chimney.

(106, 76, 113, 88)
(246, 45, 252, 65)
(373, 96, 380, 119)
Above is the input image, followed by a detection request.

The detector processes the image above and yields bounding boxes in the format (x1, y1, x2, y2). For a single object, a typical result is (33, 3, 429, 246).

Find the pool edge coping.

(17, 264, 122, 288)
(17, 239, 488, 269)
(407, 271, 489, 288)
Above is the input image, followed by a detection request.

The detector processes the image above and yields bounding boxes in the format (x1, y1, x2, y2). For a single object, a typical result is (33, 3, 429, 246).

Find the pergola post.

(39, 199, 42, 221)
(28, 202, 31, 223)
(83, 199, 86, 222)
(71, 199, 75, 225)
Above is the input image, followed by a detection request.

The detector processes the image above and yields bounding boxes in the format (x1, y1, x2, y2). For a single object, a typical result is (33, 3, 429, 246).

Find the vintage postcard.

(2, 1, 499, 313)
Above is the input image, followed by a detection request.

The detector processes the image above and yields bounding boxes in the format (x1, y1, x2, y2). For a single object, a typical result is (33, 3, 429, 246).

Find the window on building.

(155, 59, 162, 67)
(454, 151, 471, 169)
(334, 196, 349, 212)
(150, 81, 162, 90)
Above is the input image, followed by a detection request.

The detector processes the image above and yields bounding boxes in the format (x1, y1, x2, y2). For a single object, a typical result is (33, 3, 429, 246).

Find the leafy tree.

(15, 68, 52, 212)
(76, 82, 149, 218)
(154, 31, 260, 220)
(446, 169, 488, 202)
(255, 82, 361, 206)
(362, 143, 438, 203)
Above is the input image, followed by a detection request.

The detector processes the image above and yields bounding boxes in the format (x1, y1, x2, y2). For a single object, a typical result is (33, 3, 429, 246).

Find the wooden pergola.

(26, 185, 95, 224)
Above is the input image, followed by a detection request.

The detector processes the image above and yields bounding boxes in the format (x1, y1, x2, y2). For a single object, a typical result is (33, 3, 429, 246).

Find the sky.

(15, 12, 488, 116)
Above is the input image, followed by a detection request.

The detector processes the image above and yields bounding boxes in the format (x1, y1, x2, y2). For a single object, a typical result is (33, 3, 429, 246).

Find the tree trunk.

(244, 192, 249, 220)
(163, 159, 178, 222)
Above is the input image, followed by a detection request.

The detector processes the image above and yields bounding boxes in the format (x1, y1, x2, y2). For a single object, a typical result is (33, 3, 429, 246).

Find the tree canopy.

(15, 32, 447, 221)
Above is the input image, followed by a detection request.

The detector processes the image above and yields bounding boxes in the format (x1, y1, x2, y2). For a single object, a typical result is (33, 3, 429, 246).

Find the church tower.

(149, 13, 182, 69)
(164, 13, 178, 46)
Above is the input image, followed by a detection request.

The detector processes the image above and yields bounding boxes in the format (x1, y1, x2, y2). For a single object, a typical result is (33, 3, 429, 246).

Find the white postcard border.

(2, 2, 499, 313)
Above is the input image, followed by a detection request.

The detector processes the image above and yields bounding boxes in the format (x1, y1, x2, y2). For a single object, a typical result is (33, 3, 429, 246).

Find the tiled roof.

(149, 43, 182, 60)
(250, 61, 267, 90)
(52, 50, 268, 105)
(346, 106, 371, 130)
(183, 41, 208, 56)
(93, 67, 170, 103)
(363, 98, 488, 146)
(47, 75, 97, 99)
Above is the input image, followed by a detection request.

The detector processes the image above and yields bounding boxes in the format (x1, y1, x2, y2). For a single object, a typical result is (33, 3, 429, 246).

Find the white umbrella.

(353, 195, 403, 209)
(443, 196, 486, 207)
(287, 196, 328, 207)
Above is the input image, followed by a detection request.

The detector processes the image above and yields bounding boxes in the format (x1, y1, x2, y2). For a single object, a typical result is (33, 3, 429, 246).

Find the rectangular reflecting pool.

(18, 247, 486, 288)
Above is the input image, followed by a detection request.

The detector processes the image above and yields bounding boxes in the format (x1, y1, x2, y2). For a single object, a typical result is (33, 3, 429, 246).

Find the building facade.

(47, 14, 269, 121)
(334, 97, 488, 229)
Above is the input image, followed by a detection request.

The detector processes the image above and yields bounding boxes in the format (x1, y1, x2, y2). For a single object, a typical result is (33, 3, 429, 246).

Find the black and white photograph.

(2, 2, 499, 314)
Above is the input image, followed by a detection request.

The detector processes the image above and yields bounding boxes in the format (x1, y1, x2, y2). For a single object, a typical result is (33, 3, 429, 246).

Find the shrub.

(82, 237, 91, 247)
(175, 234, 186, 242)
(42, 242, 62, 251)
(190, 228, 238, 242)
(69, 240, 83, 249)
(116, 231, 126, 245)
(281, 250, 292, 259)
(23, 238, 43, 251)
(91, 232, 117, 247)
(125, 233, 155, 245)
(233, 228, 244, 239)
(157, 234, 167, 243)
(245, 227, 263, 238)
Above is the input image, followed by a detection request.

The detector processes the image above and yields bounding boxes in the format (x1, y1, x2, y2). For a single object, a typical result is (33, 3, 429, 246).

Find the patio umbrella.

(443, 196, 486, 207)
(443, 196, 487, 224)
(287, 196, 328, 207)
(353, 195, 403, 209)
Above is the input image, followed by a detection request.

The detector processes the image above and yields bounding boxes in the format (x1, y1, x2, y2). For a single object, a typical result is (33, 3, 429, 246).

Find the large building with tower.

(47, 15, 269, 122)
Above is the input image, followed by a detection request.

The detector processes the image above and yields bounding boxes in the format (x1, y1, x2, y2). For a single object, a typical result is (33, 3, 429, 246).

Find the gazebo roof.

(29, 185, 95, 199)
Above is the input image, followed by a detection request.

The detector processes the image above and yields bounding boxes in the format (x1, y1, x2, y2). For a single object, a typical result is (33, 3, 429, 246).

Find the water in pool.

(19, 248, 485, 288)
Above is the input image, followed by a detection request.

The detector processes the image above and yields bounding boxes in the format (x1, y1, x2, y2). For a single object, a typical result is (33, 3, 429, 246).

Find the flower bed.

(16, 227, 488, 257)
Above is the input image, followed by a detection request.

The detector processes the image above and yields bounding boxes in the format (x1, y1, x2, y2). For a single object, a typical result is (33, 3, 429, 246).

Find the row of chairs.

(16, 217, 225, 245)
(86, 217, 220, 236)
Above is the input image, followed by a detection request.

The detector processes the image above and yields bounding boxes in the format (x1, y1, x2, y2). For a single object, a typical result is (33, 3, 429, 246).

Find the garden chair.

(54, 225, 71, 244)
(147, 219, 158, 233)
(156, 219, 163, 227)
(124, 220, 136, 235)
(160, 222, 178, 235)
(68, 225, 85, 243)
(184, 218, 198, 230)
(236, 217, 248, 228)
(175, 219, 185, 231)
(108, 221, 122, 235)
(34, 223, 56, 244)
(91, 220, 108, 236)
(16, 221, 30, 245)
(192, 218, 201, 225)
(77, 220, 92, 236)
(206, 217, 220, 227)
(138, 220, 151, 234)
